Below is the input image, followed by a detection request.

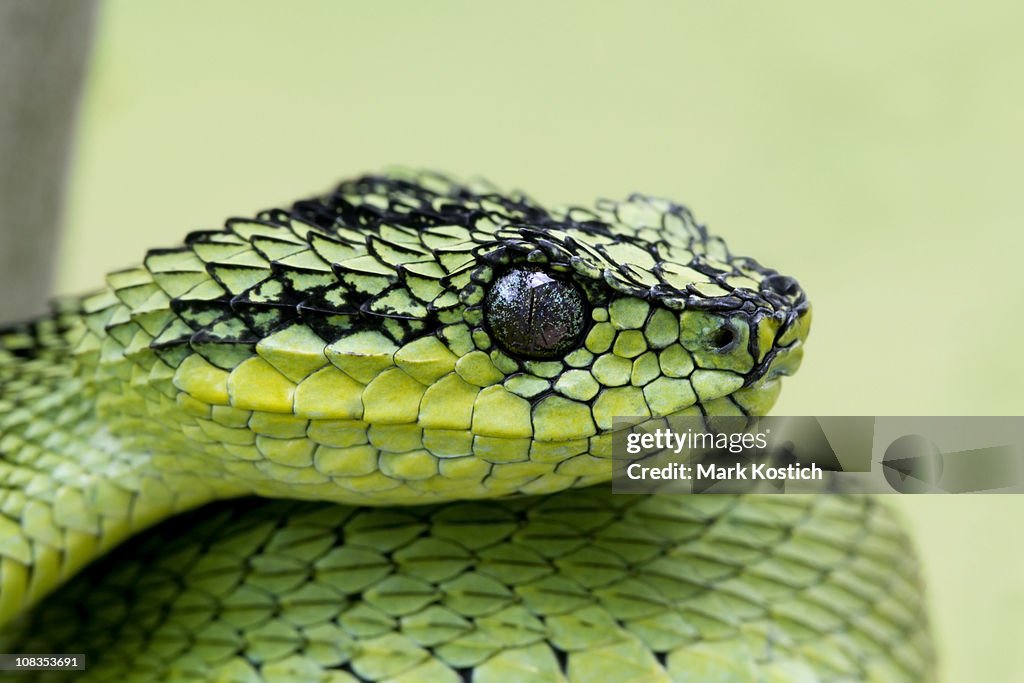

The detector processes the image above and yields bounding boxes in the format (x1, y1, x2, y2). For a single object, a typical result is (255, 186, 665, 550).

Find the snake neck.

(0, 306, 226, 623)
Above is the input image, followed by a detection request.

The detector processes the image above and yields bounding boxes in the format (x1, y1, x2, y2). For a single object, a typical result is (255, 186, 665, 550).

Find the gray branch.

(0, 0, 98, 324)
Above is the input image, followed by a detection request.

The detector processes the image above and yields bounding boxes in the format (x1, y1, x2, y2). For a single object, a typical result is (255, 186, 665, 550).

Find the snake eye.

(484, 268, 587, 360)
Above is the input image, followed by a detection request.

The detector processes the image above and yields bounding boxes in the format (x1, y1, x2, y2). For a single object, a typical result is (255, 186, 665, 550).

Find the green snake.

(0, 171, 933, 681)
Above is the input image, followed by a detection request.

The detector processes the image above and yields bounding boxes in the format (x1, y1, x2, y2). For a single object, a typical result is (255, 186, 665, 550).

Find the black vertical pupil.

(484, 268, 587, 359)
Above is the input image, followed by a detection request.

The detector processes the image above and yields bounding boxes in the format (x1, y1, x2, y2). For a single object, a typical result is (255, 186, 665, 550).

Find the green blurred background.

(58, 2, 1023, 680)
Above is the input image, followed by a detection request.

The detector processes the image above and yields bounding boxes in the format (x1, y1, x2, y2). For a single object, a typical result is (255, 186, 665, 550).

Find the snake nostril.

(709, 325, 736, 350)
(763, 274, 799, 298)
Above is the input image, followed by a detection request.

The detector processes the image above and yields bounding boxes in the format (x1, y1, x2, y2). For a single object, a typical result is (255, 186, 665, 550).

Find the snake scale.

(0, 171, 933, 681)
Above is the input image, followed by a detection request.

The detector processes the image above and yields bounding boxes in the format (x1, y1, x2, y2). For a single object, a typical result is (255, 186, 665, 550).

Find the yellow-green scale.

(0, 312, 231, 623)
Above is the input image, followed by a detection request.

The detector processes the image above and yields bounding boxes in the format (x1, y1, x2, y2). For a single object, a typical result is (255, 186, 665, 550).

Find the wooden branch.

(0, 0, 98, 324)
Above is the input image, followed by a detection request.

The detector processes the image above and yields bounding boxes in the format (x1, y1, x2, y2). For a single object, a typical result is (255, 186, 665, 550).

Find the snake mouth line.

(742, 305, 810, 388)
(744, 340, 800, 387)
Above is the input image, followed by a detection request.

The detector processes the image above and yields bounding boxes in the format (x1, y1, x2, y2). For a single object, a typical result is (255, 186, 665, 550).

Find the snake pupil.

(484, 268, 587, 359)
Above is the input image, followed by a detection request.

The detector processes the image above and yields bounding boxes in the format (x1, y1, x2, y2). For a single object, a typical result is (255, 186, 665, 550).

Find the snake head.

(92, 172, 809, 504)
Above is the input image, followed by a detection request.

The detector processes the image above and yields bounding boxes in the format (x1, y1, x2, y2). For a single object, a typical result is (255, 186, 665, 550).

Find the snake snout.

(761, 269, 806, 308)
(745, 304, 811, 389)
(761, 273, 802, 301)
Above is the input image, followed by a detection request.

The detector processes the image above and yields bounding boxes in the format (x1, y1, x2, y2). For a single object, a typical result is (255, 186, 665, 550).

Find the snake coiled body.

(0, 172, 933, 680)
